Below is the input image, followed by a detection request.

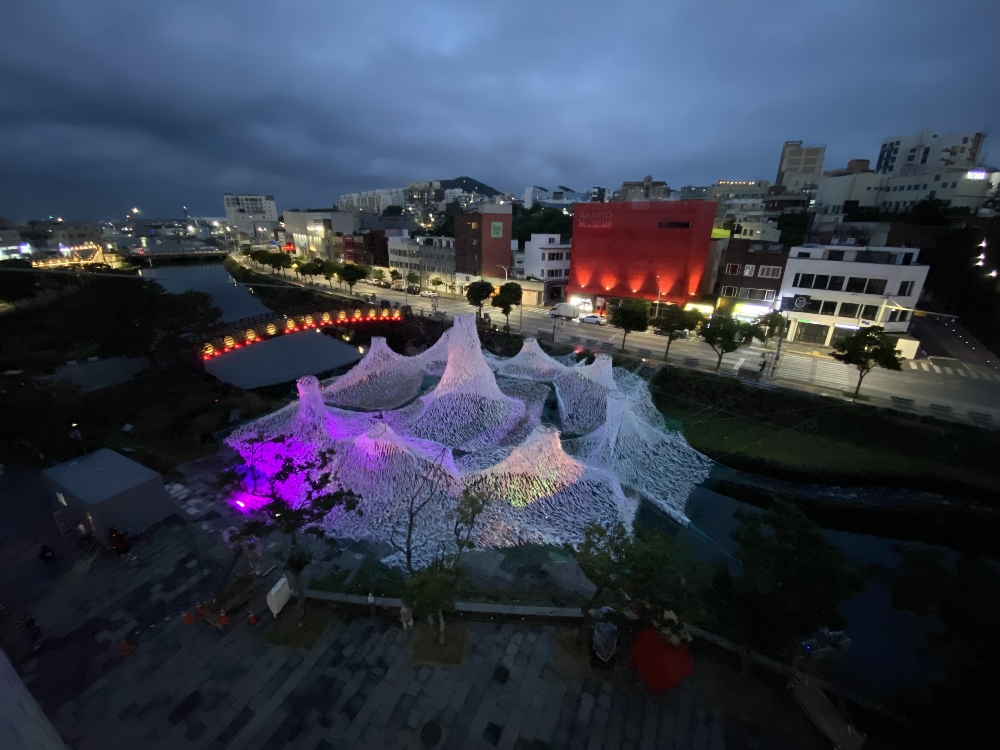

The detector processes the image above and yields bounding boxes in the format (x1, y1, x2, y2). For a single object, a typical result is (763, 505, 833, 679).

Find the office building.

(778, 244, 929, 355)
(454, 203, 513, 278)
(567, 200, 717, 307)
(387, 236, 457, 289)
(776, 141, 826, 195)
(223, 193, 278, 239)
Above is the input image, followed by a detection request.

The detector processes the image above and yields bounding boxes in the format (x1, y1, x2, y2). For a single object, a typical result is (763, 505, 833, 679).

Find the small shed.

(42, 449, 174, 545)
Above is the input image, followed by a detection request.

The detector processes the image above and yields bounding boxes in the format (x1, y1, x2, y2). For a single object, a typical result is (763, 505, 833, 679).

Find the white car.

(578, 314, 607, 326)
(419, 290, 439, 298)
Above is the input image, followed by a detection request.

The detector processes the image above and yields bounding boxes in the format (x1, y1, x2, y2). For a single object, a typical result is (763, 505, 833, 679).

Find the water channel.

(141, 262, 360, 388)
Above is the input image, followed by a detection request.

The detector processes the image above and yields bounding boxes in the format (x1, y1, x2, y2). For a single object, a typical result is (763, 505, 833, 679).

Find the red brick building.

(454, 204, 513, 278)
(567, 200, 716, 305)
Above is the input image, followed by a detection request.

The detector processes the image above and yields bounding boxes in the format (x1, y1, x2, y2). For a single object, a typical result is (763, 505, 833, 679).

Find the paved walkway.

(9, 517, 728, 750)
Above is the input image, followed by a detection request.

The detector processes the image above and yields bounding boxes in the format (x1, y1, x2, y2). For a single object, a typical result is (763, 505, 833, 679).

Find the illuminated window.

(758, 265, 782, 279)
(743, 264, 755, 276)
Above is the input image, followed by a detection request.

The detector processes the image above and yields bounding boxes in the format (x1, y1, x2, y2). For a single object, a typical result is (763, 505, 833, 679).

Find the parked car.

(378, 281, 392, 288)
(406, 286, 420, 295)
(419, 290, 439, 298)
(579, 314, 607, 326)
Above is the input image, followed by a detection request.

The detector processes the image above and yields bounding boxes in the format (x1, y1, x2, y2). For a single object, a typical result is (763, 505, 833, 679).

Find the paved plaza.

(0, 462, 824, 750)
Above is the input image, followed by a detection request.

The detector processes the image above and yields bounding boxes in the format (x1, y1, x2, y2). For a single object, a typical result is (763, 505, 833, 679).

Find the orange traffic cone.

(182, 612, 195, 625)
(248, 612, 259, 625)
(218, 612, 231, 627)
(119, 640, 135, 658)
(196, 602, 206, 617)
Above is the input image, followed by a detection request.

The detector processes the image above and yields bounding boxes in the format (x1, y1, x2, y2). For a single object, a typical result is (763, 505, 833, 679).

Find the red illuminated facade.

(567, 201, 717, 305)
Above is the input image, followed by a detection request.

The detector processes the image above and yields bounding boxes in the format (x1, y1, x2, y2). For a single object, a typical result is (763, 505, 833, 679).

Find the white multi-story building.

(337, 187, 406, 214)
(523, 233, 571, 302)
(778, 244, 929, 356)
(814, 166, 1000, 226)
(523, 186, 590, 210)
(223, 193, 278, 239)
(875, 130, 986, 177)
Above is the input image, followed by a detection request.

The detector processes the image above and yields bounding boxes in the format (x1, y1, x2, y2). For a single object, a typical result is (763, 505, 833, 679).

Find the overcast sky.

(2, 0, 998, 222)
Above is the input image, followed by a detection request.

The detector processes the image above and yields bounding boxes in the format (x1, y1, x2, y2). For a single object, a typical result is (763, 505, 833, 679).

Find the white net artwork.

(226, 315, 711, 568)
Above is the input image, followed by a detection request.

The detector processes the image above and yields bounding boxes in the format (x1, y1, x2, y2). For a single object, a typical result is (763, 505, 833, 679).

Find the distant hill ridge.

(438, 177, 500, 197)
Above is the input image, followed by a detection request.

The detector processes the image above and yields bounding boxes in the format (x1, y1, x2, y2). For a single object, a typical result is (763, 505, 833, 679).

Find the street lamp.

(655, 275, 661, 318)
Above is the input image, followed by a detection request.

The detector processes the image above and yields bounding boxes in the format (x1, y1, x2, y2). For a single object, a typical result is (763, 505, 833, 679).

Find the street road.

(233, 256, 1000, 421)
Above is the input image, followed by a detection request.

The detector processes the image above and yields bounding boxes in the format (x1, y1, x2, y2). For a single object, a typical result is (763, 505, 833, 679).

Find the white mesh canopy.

(321, 337, 425, 410)
(226, 314, 711, 568)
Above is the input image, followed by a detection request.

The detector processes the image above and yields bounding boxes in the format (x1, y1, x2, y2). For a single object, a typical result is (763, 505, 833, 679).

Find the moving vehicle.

(419, 290, 439, 298)
(579, 314, 607, 326)
(548, 303, 579, 319)
(653, 328, 689, 338)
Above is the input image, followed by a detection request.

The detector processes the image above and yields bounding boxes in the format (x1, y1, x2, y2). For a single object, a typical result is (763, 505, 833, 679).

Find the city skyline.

(2, 0, 999, 221)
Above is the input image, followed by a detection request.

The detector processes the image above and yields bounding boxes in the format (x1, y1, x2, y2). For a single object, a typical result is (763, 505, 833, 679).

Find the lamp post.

(655, 275, 661, 319)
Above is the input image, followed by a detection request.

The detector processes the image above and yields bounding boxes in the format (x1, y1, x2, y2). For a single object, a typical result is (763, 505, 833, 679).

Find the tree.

(701, 312, 764, 371)
(451, 490, 486, 564)
(429, 276, 443, 291)
(465, 279, 495, 319)
(512, 203, 573, 243)
(610, 298, 650, 351)
(0, 259, 37, 305)
(381, 204, 404, 217)
(757, 311, 786, 345)
(573, 522, 632, 610)
(831, 325, 902, 397)
(389, 447, 451, 575)
(338, 263, 367, 294)
(235, 440, 359, 625)
(888, 549, 1000, 747)
(372, 268, 385, 284)
(405, 271, 420, 289)
(491, 281, 522, 333)
(321, 260, 342, 288)
(710, 500, 862, 665)
(403, 559, 460, 645)
(655, 305, 703, 358)
(389, 269, 402, 285)
(296, 260, 320, 285)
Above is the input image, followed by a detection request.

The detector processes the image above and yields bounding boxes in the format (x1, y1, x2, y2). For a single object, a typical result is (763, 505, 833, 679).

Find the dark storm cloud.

(1, 0, 998, 220)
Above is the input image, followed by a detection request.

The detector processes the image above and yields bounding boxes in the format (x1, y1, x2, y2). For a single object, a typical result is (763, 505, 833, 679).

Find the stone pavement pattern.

(15, 516, 726, 750)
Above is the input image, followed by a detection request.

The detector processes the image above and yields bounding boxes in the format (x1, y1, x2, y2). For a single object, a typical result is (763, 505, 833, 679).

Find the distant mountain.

(438, 177, 501, 197)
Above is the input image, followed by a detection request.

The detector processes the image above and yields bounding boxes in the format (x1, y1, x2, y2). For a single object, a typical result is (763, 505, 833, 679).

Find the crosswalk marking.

(908, 361, 918, 369)
(957, 369, 966, 377)
(945, 367, 954, 375)
(968, 370, 979, 379)
(921, 362, 930, 371)
(932, 365, 942, 373)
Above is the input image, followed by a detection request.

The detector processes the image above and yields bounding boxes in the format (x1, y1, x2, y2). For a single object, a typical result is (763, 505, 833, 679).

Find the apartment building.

(387, 236, 456, 289)
(778, 244, 929, 355)
(715, 240, 788, 319)
(522, 233, 571, 301)
(454, 204, 512, 278)
(776, 141, 826, 195)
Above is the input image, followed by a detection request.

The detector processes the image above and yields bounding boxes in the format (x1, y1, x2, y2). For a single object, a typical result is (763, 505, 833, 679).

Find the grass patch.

(266, 599, 338, 650)
(410, 620, 467, 666)
(310, 558, 406, 598)
(651, 366, 1000, 499)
